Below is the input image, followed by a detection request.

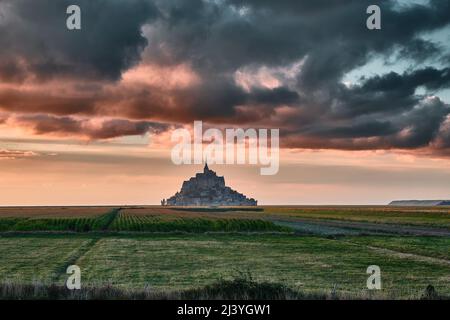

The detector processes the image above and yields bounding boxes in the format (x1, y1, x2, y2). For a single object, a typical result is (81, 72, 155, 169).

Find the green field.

(262, 206, 450, 228)
(0, 206, 449, 299)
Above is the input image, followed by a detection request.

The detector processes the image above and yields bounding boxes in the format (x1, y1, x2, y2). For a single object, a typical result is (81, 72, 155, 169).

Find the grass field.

(0, 206, 449, 299)
(262, 206, 450, 228)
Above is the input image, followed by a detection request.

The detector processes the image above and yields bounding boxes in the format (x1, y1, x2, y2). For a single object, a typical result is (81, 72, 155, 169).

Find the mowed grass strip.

(75, 235, 450, 297)
(0, 236, 90, 283)
(343, 236, 450, 261)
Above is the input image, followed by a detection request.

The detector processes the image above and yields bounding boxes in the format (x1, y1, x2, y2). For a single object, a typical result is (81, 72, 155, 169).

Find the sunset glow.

(1, 0, 450, 205)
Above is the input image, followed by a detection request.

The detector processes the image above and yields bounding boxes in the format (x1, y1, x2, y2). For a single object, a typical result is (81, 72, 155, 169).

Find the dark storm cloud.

(0, 0, 159, 81)
(394, 97, 449, 148)
(1, 0, 450, 154)
(360, 67, 450, 93)
(249, 87, 300, 105)
(146, 0, 449, 81)
(331, 67, 450, 118)
(296, 0, 450, 88)
(0, 88, 98, 115)
(0, 59, 28, 83)
(303, 120, 398, 139)
(282, 96, 450, 151)
(14, 114, 171, 140)
(141, 0, 450, 136)
(398, 39, 442, 63)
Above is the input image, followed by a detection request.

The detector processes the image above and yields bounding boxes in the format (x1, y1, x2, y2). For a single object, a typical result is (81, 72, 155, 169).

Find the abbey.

(163, 164, 257, 206)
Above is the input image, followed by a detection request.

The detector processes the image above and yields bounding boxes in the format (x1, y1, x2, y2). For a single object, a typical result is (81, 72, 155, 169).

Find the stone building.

(165, 164, 257, 206)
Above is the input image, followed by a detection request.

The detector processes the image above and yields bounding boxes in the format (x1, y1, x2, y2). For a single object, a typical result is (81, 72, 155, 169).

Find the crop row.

(0, 210, 291, 233)
(0, 209, 118, 232)
(0, 217, 98, 232)
(110, 214, 291, 232)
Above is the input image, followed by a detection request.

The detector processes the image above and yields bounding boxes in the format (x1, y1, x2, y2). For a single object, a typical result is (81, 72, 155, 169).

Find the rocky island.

(163, 164, 257, 206)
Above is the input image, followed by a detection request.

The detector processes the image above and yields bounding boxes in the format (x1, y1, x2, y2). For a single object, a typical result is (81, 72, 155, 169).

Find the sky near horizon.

(1, 0, 450, 205)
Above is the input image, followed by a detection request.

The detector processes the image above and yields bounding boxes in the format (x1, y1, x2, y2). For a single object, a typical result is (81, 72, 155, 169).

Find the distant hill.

(388, 200, 450, 206)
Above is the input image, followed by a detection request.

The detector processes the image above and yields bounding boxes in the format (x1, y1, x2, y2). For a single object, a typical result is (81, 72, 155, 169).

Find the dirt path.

(51, 237, 100, 282)
(269, 217, 450, 237)
(101, 208, 121, 230)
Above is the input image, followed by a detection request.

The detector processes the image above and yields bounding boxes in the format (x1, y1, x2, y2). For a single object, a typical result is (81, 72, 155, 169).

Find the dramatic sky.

(1, 0, 450, 205)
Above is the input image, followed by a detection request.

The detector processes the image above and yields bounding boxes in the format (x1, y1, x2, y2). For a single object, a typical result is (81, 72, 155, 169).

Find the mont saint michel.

(163, 164, 257, 206)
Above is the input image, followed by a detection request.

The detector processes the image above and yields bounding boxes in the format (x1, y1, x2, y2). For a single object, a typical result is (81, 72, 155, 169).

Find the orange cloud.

(0, 149, 38, 160)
